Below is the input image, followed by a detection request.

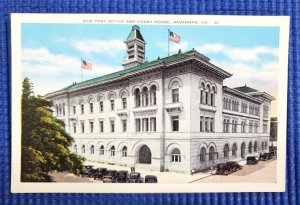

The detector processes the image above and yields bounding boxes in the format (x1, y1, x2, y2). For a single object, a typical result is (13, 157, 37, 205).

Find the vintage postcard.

(11, 14, 289, 193)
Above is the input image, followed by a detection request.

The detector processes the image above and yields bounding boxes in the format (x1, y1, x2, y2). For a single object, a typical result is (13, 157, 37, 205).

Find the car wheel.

(216, 170, 219, 175)
(239, 166, 243, 170)
(224, 170, 228, 175)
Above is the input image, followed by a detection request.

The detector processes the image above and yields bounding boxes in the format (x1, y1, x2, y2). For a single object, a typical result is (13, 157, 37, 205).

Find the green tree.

(21, 77, 85, 182)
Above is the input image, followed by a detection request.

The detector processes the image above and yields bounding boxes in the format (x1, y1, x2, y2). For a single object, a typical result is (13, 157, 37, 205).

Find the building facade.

(46, 26, 275, 174)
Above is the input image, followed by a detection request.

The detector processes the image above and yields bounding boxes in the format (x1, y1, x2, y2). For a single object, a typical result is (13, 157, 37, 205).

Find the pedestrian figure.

(210, 166, 213, 174)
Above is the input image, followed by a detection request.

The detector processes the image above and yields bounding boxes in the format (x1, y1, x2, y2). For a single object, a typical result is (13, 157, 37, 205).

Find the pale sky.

(21, 24, 279, 117)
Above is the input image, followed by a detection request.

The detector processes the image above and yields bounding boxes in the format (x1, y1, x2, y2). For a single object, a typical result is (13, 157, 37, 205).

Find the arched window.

(232, 143, 237, 158)
(206, 85, 211, 105)
(254, 141, 258, 152)
(241, 142, 245, 158)
(134, 89, 141, 107)
(265, 141, 268, 151)
(171, 148, 181, 162)
(99, 145, 104, 155)
(200, 147, 206, 162)
(90, 145, 94, 154)
(142, 87, 149, 106)
(211, 86, 216, 106)
(200, 82, 205, 104)
(224, 144, 230, 158)
(248, 142, 253, 154)
(62, 103, 66, 116)
(88, 97, 94, 113)
(226, 119, 230, 132)
(223, 119, 226, 132)
(82, 145, 85, 154)
(122, 146, 127, 157)
(121, 92, 127, 109)
(150, 85, 157, 105)
(110, 146, 115, 156)
(55, 105, 59, 116)
(209, 146, 215, 161)
(98, 95, 104, 112)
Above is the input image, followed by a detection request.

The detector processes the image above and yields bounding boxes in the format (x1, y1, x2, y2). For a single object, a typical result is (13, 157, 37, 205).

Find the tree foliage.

(21, 77, 85, 182)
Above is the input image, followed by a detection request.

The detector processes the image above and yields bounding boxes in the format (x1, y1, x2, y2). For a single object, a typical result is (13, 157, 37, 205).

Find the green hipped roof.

(55, 50, 197, 93)
(234, 85, 258, 93)
(125, 25, 145, 42)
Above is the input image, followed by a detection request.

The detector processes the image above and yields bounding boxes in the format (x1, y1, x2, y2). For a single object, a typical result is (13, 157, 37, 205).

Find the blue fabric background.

(0, 0, 299, 204)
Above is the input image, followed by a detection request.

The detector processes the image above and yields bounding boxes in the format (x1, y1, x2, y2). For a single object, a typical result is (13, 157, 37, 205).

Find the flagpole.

(168, 29, 170, 56)
(80, 58, 83, 82)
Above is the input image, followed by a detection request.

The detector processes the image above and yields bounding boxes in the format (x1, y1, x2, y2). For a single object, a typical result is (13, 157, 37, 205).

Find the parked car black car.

(259, 153, 272, 161)
(81, 165, 94, 177)
(226, 161, 243, 171)
(103, 170, 117, 183)
(216, 163, 231, 175)
(246, 156, 259, 165)
(116, 170, 129, 183)
(93, 168, 107, 180)
(145, 175, 158, 183)
(128, 172, 143, 183)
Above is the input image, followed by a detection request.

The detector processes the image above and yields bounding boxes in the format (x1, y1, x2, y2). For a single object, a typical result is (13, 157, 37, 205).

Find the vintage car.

(128, 172, 143, 183)
(116, 170, 129, 183)
(144, 175, 158, 183)
(215, 163, 231, 175)
(246, 156, 259, 165)
(102, 170, 117, 183)
(93, 168, 107, 180)
(226, 161, 243, 171)
(259, 153, 272, 161)
(81, 165, 94, 177)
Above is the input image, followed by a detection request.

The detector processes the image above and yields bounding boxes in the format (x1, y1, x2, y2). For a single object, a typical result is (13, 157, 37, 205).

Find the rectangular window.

(205, 117, 209, 132)
(110, 100, 115, 111)
(172, 116, 179, 131)
(122, 98, 127, 109)
(81, 104, 84, 114)
(90, 121, 94, 133)
(90, 103, 93, 113)
(210, 118, 214, 132)
(63, 106, 65, 116)
(110, 120, 115, 132)
(135, 119, 141, 132)
(99, 120, 104, 133)
(145, 118, 149, 131)
(172, 88, 179, 103)
(200, 116, 204, 132)
(99, 101, 103, 112)
(81, 121, 85, 133)
(73, 106, 76, 115)
(73, 123, 76, 133)
(122, 120, 127, 132)
(150, 117, 156, 131)
(263, 124, 268, 133)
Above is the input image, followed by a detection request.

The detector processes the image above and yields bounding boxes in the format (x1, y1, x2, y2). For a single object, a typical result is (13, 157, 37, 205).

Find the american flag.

(169, 31, 181, 43)
(81, 59, 92, 70)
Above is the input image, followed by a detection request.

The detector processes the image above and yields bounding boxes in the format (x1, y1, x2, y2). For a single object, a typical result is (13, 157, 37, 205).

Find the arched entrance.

(138, 145, 152, 164)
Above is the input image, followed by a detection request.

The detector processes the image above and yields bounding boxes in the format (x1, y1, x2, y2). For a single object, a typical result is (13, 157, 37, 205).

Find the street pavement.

(50, 158, 276, 183)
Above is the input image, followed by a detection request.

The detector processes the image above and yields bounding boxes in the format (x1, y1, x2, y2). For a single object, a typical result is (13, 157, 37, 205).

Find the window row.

(73, 119, 127, 133)
(223, 119, 259, 133)
(223, 98, 260, 116)
(200, 82, 216, 106)
(135, 117, 157, 132)
(134, 85, 157, 107)
(76, 144, 128, 157)
(200, 116, 214, 132)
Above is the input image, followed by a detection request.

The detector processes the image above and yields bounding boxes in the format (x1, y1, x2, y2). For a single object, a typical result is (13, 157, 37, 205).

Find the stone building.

(46, 25, 275, 174)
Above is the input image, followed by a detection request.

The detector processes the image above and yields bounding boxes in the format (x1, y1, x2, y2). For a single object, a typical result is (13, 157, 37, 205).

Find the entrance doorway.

(138, 145, 152, 164)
